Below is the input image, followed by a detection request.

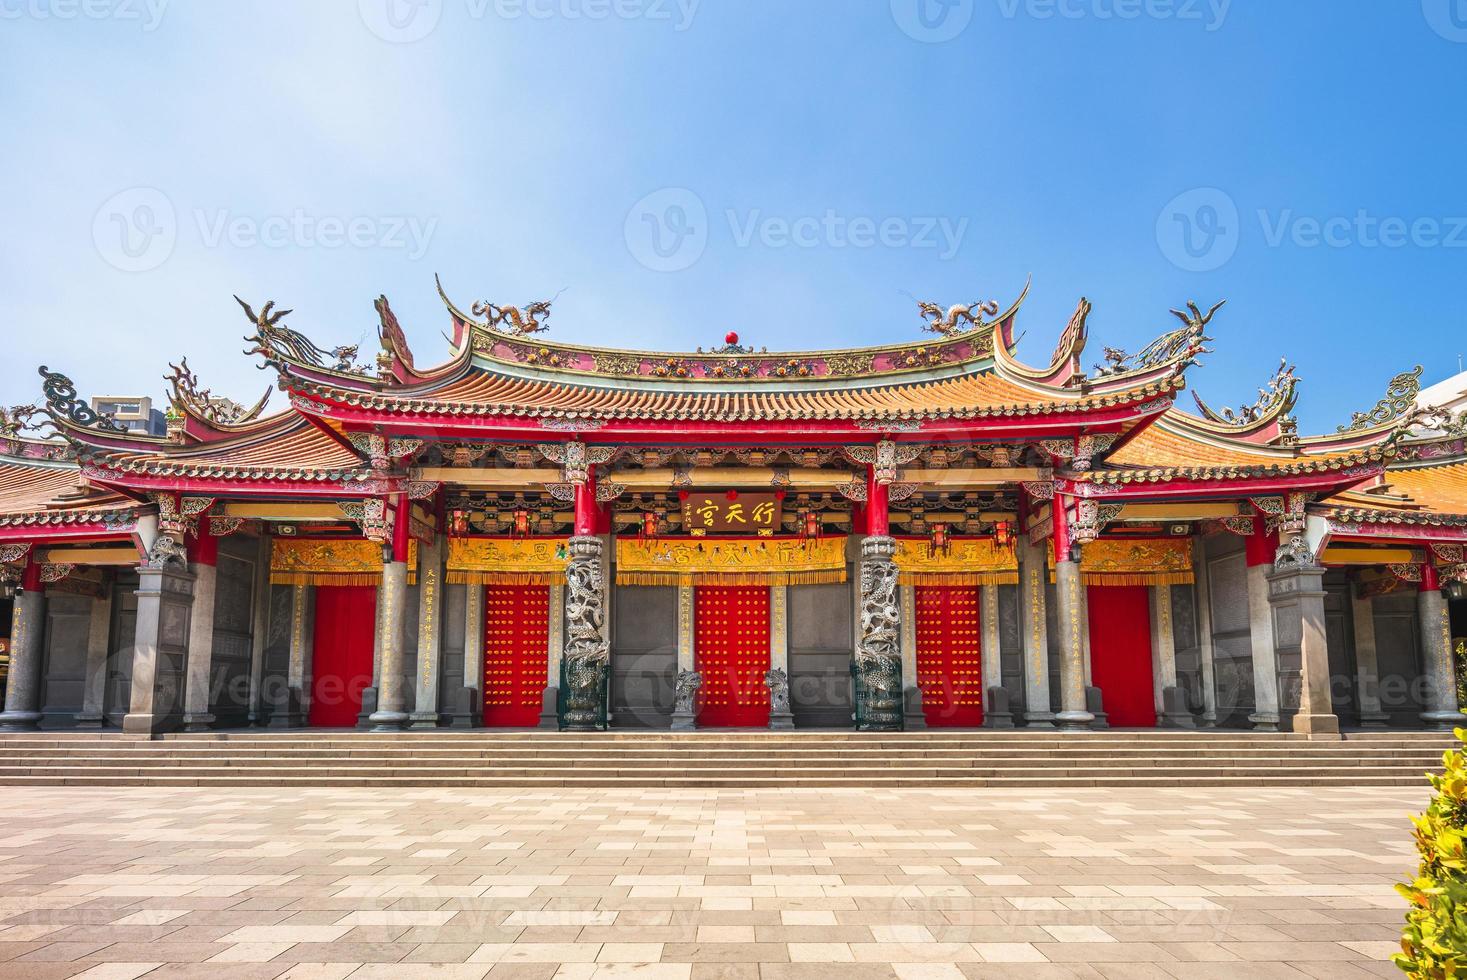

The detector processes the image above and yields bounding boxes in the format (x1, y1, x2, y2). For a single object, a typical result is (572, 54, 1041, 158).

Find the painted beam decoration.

(446, 537, 568, 585)
(269, 538, 418, 587)
(893, 537, 1018, 585)
(1045, 538, 1195, 586)
(616, 536, 846, 587)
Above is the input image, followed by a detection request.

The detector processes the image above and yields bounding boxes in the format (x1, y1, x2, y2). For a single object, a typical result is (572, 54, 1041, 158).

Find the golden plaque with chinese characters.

(681, 492, 782, 535)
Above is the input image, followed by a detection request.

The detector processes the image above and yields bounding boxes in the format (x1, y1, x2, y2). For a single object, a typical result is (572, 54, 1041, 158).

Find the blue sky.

(1, 0, 1464, 434)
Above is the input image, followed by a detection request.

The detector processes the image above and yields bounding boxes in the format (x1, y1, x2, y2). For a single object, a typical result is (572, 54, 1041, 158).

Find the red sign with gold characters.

(681, 492, 782, 535)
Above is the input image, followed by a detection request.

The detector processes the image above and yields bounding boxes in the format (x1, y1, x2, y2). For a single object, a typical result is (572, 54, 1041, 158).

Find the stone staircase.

(0, 730, 1453, 787)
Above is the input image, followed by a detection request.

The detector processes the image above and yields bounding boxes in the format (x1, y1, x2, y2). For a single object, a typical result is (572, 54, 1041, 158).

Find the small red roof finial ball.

(725, 331, 739, 346)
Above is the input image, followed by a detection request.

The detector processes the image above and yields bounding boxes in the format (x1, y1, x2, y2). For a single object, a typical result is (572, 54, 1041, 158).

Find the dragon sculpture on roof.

(1192, 357, 1299, 426)
(165, 358, 270, 426)
(471, 299, 553, 336)
(917, 299, 1000, 337)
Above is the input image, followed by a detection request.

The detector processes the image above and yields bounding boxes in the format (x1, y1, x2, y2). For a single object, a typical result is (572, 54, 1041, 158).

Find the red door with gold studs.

(914, 585, 984, 727)
(1087, 585, 1156, 728)
(482, 584, 551, 727)
(694, 585, 770, 727)
(309, 585, 376, 728)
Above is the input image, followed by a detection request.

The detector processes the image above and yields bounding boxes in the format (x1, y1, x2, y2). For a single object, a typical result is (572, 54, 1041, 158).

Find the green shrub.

(1396, 727, 1467, 977)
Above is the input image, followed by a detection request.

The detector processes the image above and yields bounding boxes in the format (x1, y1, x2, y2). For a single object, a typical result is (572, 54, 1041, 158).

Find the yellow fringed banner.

(1048, 538, 1194, 587)
(269, 538, 418, 587)
(616, 535, 847, 587)
(447, 537, 568, 586)
(893, 537, 1018, 586)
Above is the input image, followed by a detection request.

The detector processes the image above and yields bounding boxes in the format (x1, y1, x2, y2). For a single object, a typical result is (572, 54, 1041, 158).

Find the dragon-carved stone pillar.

(855, 536, 903, 731)
(558, 535, 610, 731)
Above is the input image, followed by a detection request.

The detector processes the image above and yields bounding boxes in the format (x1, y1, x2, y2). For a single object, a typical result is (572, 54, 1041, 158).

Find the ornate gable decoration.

(1093, 300, 1222, 378)
(165, 358, 271, 427)
(238, 297, 368, 375)
(1192, 357, 1299, 432)
(38, 368, 126, 433)
(1339, 365, 1423, 433)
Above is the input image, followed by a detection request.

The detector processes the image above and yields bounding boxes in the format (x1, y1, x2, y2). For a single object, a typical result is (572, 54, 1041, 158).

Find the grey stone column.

(980, 584, 1011, 728)
(270, 584, 312, 728)
(1054, 559, 1094, 730)
(1350, 591, 1389, 727)
(181, 560, 218, 732)
(1191, 540, 1218, 726)
(898, 584, 925, 729)
(1420, 585, 1464, 730)
(671, 583, 697, 731)
(1151, 585, 1194, 728)
(464, 582, 484, 726)
(368, 560, 410, 732)
(559, 535, 610, 731)
(1017, 538, 1054, 727)
(75, 591, 113, 729)
(854, 536, 903, 732)
(122, 567, 195, 735)
(767, 585, 794, 730)
(0, 589, 47, 731)
(1246, 560, 1282, 731)
(538, 581, 563, 729)
(1267, 562, 1339, 738)
(247, 537, 271, 725)
(409, 534, 445, 730)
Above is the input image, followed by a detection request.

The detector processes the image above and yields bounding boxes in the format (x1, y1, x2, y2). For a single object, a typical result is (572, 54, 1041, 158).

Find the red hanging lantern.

(511, 508, 531, 539)
(929, 522, 950, 558)
(803, 509, 820, 541)
(449, 509, 471, 538)
(641, 510, 660, 541)
(993, 519, 1014, 550)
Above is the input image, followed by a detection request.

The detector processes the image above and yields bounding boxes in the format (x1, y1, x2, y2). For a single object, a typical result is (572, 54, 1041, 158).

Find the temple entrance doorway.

(694, 585, 771, 727)
(481, 584, 550, 727)
(1087, 585, 1156, 728)
(914, 585, 984, 727)
(309, 585, 376, 728)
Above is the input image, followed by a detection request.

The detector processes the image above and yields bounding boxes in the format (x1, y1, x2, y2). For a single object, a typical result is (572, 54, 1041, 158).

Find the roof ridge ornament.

(236, 296, 366, 374)
(165, 357, 271, 427)
(1092, 299, 1223, 378)
(1339, 365, 1424, 433)
(0, 404, 41, 440)
(37, 367, 127, 433)
(1192, 357, 1299, 427)
(917, 299, 1000, 337)
(471, 298, 553, 336)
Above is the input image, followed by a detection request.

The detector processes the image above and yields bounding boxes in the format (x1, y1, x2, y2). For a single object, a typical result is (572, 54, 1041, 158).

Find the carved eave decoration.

(1070, 443, 1393, 490)
(1185, 357, 1301, 445)
(164, 357, 273, 441)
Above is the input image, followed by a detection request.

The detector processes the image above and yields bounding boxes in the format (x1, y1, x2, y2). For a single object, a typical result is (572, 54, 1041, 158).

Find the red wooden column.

(865, 464, 889, 537)
(1051, 494, 1093, 729)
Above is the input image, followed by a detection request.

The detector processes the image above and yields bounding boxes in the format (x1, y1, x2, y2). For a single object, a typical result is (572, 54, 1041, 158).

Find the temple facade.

(0, 284, 1463, 736)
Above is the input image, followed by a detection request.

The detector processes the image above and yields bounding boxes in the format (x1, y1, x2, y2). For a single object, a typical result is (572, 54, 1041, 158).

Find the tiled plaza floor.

(0, 786, 1430, 979)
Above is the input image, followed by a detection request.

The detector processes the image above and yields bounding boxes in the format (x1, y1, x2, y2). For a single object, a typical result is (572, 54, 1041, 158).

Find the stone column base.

(537, 687, 559, 730)
(1248, 712, 1281, 732)
(355, 688, 379, 730)
(1085, 687, 1109, 729)
(984, 686, 1015, 729)
(180, 712, 215, 733)
(1357, 710, 1389, 729)
(407, 712, 440, 730)
(1159, 687, 1196, 729)
(0, 711, 41, 732)
(1023, 710, 1056, 729)
(1292, 711, 1342, 738)
(767, 709, 794, 731)
(671, 709, 697, 732)
(1056, 711, 1093, 731)
(902, 686, 927, 731)
(73, 712, 105, 730)
(1421, 710, 1467, 732)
